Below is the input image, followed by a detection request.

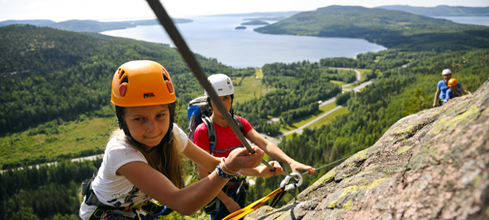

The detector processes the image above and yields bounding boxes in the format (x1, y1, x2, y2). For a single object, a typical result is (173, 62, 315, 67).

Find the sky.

(1, 0, 488, 22)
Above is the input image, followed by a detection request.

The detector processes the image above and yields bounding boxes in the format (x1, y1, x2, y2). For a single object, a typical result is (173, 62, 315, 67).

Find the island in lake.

(241, 20, 270, 25)
(235, 26, 246, 30)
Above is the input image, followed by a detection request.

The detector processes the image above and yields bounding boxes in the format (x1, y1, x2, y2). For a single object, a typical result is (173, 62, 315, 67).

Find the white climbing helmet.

(205, 74, 235, 97)
(442, 69, 452, 75)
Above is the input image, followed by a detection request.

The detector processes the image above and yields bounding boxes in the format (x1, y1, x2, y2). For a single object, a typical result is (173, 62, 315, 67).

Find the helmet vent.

(163, 73, 169, 81)
(118, 69, 125, 79)
(121, 75, 128, 84)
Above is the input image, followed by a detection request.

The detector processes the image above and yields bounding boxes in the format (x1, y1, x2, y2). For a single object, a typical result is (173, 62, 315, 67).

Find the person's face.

(211, 95, 232, 116)
(123, 105, 170, 150)
(443, 74, 451, 81)
(449, 86, 457, 91)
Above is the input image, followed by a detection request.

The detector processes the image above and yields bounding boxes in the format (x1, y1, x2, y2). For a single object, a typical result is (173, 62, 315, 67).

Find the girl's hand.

(290, 161, 315, 175)
(258, 161, 283, 178)
(226, 146, 264, 172)
(223, 198, 241, 214)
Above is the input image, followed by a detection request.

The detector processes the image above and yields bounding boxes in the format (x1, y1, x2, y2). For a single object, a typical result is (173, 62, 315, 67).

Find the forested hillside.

(377, 5, 489, 16)
(0, 159, 101, 219)
(234, 62, 345, 136)
(255, 5, 489, 51)
(0, 25, 317, 169)
(0, 19, 192, 32)
(0, 24, 233, 136)
(247, 49, 489, 206)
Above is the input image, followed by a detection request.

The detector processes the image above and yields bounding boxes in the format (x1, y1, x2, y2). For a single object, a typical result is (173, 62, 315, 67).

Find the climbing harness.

(82, 174, 173, 220)
(145, 0, 275, 172)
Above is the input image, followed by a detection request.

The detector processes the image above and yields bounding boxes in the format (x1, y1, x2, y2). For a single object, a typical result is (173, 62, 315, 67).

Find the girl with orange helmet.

(79, 60, 266, 220)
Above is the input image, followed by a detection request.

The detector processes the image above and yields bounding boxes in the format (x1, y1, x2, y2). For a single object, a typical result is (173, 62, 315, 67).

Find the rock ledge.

(247, 81, 489, 220)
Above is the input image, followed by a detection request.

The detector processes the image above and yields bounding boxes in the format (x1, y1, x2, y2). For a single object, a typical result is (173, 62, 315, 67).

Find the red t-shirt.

(192, 115, 253, 158)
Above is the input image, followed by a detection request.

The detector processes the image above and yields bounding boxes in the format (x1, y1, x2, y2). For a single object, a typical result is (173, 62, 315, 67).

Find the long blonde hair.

(113, 103, 183, 188)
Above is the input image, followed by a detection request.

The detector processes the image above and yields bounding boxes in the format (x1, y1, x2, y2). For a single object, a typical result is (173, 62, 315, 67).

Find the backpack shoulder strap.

(204, 115, 244, 156)
(202, 116, 216, 155)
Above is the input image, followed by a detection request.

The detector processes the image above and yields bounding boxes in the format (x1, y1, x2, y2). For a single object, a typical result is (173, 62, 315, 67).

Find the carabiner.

(280, 171, 303, 191)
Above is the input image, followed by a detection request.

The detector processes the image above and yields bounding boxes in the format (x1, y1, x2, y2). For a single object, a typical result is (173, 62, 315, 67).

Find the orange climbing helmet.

(448, 78, 458, 87)
(111, 60, 176, 107)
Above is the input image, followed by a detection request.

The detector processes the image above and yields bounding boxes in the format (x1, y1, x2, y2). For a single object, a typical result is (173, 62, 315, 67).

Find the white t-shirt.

(79, 123, 188, 220)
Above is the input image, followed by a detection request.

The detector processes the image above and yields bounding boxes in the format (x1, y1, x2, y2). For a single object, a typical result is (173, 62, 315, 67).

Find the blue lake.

(437, 16, 489, 26)
(101, 16, 386, 68)
(101, 16, 488, 68)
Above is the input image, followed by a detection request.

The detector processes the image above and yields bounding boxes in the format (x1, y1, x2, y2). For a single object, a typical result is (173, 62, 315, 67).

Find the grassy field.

(330, 80, 347, 86)
(255, 68, 264, 78)
(233, 74, 273, 104)
(0, 114, 117, 168)
(311, 107, 348, 128)
(357, 68, 372, 83)
(284, 133, 295, 140)
(280, 102, 338, 132)
(343, 84, 357, 90)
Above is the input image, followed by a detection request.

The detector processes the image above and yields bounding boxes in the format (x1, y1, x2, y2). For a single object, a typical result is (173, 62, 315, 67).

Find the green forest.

(1, 18, 489, 219)
(0, 18, 192, 32)
(255, 5, 489, 51)
(376, 5, 489, 16)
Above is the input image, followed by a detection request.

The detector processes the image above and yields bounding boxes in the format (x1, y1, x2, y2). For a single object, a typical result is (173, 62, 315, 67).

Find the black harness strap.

(88, 206, 112, 220)
(83, 174, 172, 219)
(203, 115, 244, 155)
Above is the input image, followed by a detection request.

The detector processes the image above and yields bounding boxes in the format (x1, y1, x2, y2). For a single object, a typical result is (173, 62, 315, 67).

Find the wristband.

(218, 161, 237, 175)
(221, 157, 240, 174)
(216, 165, 241, 179)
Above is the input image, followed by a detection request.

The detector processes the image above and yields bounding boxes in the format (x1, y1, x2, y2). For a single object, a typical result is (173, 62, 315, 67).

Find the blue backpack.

(187, 96, 243, 155)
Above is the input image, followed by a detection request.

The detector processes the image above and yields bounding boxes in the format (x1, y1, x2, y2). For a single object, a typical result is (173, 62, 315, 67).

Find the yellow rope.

(222, 187, 284, 220)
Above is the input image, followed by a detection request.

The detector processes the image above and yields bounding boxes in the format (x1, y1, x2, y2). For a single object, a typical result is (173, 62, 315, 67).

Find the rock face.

(247, 81, 489, 220)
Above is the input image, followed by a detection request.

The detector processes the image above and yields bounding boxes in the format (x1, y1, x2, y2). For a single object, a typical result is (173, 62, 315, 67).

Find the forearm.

(184, 140, 220, 172)
(239, 167, 262, 176)
(262, 142, 294, 165)
(120, 161, 229, 216)
(433, 92, 439, 104)
(199, 165, 235, 207)
(216, 189, 232, 204)
(174, 171, 229, 215)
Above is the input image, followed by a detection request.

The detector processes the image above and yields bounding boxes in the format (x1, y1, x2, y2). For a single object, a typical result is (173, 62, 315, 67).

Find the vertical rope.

(145, 0, 275, 171)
